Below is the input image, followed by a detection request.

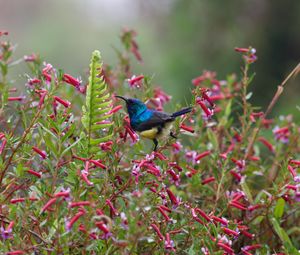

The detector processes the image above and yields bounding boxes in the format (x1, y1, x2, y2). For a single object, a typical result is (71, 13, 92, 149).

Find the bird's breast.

(140, 127, 159, 140)
(139, 122, 173, 140)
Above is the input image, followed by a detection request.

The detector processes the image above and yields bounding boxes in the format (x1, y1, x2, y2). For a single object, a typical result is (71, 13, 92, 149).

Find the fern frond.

(82, 50, 113, 156)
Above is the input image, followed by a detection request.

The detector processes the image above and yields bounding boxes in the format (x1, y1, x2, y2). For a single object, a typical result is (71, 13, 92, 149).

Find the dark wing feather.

(134, 111, 174, 132)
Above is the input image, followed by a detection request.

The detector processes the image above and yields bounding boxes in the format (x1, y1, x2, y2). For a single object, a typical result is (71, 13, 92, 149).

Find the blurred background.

(1, 0, 299, 117)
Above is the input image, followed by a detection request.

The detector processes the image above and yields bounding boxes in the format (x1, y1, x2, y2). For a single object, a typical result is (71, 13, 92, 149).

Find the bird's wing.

(134, 111, 174, 132)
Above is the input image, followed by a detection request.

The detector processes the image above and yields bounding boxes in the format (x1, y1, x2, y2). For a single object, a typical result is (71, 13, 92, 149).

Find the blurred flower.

(127, 75, 144, 88)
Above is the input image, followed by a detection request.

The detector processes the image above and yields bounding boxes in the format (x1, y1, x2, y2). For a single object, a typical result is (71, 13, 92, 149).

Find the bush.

(0, 29, 299, 255)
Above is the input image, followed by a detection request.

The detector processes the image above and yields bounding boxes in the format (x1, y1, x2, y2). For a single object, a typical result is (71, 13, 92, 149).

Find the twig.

(244, 63, 300, 159)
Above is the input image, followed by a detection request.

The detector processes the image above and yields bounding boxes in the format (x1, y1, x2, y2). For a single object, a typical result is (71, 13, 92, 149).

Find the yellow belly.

(140, 128, 159, 139)
(139, 123, 173, 140)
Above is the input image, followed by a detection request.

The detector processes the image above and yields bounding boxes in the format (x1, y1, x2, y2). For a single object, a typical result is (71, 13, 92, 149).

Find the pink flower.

(63, 73, 81, 88)
(127, 75, 144, 88)
(171, 142, 182, 154)
(0, 221, 14, 240)
(27, 169, 42, 178)
(66, 209, 86, 231)
(0, 30, 9, 36)
(32, 146, 47, 159)
(8, 96, 24, 102)
(196, 99, 214, 119)
(164, 233, 176, 252)
(41, 197, 57, 213)
(150, 223, 164, 241)
(24, 53, 38, 62)
(258, 137, 275, 153)
(53, 96, 71, 108)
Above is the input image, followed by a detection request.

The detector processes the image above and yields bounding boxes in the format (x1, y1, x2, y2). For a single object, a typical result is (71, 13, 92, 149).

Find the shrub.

(0, 29, 299, 254)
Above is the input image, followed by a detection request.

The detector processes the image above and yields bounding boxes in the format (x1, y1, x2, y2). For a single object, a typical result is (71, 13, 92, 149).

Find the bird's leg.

(153, 139, 158, 151)
(170, 131, 177, 139)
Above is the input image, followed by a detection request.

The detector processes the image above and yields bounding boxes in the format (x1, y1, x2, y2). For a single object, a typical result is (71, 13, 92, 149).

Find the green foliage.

(0, 31, 299, 255)
(82, 50, 113, 156)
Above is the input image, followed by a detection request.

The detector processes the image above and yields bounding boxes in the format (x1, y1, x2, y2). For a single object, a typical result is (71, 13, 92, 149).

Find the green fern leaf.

(82, 50, 113, 156)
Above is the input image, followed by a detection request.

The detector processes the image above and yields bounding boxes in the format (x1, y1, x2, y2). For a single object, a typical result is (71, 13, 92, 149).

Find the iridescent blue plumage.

(115, 96, 192, 150)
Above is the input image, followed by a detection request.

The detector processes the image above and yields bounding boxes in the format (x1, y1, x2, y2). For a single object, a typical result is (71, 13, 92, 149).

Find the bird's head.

(115, 96, 147, 118)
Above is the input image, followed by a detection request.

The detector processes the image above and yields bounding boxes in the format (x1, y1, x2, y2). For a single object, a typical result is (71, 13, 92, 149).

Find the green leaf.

(240, 178, 253, 204)
(81, 50, 113, 156)
(270, 217, 298, 253)
(274, 198, 285, 219)
(60, 137, 82, 157)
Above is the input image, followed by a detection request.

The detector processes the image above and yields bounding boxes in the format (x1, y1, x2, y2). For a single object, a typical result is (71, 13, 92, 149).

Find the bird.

(115, 96, 192, 151)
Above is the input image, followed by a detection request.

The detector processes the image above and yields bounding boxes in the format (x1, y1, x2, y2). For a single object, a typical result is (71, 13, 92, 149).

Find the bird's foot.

(153, 139, 158, 151)
(170, 131, 177, 139)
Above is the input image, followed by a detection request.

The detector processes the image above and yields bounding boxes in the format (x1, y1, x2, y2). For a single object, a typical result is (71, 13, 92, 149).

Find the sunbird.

(115, 96, 192, 151)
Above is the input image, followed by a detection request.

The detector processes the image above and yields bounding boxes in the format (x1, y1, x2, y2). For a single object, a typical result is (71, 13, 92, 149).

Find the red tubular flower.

(258, 137, 275, 153)
(200, 88, 215, 107)
(8, 97, 24, 101)
(108, 105, 123, 114)
(32, 146, 47, 159)
(154, 151, 168, 161)
(164, 232, 175, 251)
(232, 193, 245, 202)
(124, 125, 138, 143)
(193, 216, 205, 225)
(63, 73, 81, 88)
(222, 227, 239, 237)
(231, 158, 245, 169)
(167, 169, 179, 183)
(202, 176, 215, 185)
(289, 159, 300, 166)
(242, 244, 261, 252)
(0, 30, 9, 36)
(27, 169, 42, 178)
(80, 170, 94, 186)
(127, 75, 144, 88)
(131, 40, 143, 62)
(217, 242, 234, 254)
(90, 159, 107, 170)
(195, 150, 211, 162)
(285, 185, 297, 191)
(54, 191, 70, 198)
(24, 53, 38, 62)
(53, 96, 71, 108)
(229, 169, 242, 182)
(159, 205, 172, 213)
(7, 251, 25, 255)
(10, 198, 25, 204)
(99, 141, 113, 151)
(211, 216, 228, 226)
(166, 188, 179, 207)
(106, 199, 118, 216)
(41, 197, 57, 213)
(229, 201, 247, 211)
(287, 165, 296, 178)
(197, 99, 213, 118)
(66, 210, 85, 231)
(157, 206, 171, 221)
(185, 165, 198, 178)
(194, 208, 211, 222)
(248, 204, 262, 212)
(150, 223, 164, 241)
(95, 221, 110, 234)
(180, 124, 195, 133)
(69, 201, 91, 208)
(241, 230, 254, 239)
(234, 47, 250, 53)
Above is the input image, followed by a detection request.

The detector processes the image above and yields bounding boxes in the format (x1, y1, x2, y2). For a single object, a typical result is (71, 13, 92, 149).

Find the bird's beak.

(115, 95, 128, 103)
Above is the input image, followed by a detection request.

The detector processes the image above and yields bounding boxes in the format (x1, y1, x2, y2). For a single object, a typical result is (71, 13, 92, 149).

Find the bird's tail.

(171, 107, 193, 118)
